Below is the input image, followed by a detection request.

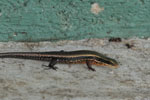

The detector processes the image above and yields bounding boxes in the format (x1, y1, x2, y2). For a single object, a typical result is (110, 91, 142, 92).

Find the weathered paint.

(0, 0, 149, 42)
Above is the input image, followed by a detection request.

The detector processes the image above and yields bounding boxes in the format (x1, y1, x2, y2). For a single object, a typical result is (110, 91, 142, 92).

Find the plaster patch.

(91, 3, 104, 15)
(0, 13, 2, 16)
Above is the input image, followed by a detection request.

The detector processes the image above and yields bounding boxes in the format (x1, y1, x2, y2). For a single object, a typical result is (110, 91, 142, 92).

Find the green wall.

(0, 0, 150, 42)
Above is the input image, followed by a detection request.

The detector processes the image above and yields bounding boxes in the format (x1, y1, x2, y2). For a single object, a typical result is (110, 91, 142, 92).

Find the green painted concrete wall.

(0, 0, 150, 42)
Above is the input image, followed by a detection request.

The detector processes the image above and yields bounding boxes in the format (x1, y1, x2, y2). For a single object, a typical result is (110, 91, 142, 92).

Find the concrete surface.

(0, 38, 150, 100)
(0, 0, 150, 42)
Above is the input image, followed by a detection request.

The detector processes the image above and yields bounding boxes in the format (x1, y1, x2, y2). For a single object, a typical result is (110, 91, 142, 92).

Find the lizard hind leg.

(43, 58, 58, 70)
(86, 60, 96, 71)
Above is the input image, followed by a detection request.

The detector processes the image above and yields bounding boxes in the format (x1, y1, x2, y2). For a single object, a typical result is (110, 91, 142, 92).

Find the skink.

(0, 50, 118, 71)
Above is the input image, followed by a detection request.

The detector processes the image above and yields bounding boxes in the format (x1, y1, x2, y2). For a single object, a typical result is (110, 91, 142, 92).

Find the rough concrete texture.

(0, 38, 150, 100)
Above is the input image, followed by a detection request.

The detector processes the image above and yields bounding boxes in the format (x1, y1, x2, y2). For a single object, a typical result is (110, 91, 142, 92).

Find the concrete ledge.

(0, 38, 150, 100)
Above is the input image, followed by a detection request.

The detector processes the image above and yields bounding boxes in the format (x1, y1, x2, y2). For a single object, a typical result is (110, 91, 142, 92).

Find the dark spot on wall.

(21, 32, 27, 34)
(125, 43, 134, 49)
(88, 33, 92, 35)
(117, 18, 120, 22)
(23, 0, 29, 7)
(90, 2, 95, 4)
(139, 0, 145, 4)
(39, 0, 42, 3)
(107, 30, 112, 34)
(109, 38, 122, 42)
(69, 2, 76, 7)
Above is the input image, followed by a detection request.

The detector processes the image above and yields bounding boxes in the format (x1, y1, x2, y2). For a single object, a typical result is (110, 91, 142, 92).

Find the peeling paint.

(91, 3, 104, 15)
